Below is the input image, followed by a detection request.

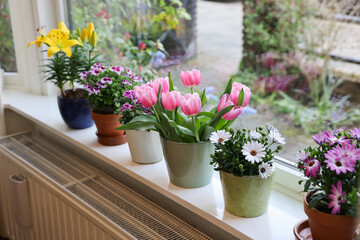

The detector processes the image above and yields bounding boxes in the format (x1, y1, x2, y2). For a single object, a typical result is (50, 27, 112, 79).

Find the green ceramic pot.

(160, 138, 214, 188)
(220, 170, 274, 217)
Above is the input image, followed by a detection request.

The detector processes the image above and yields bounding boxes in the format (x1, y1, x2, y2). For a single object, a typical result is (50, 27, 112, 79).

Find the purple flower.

(84, 83, 92, 90)
(123, 90, 135, 99)
(324, 131, 351, 146)
(324, 148, 355, 175)
(332, 143, 360, 162)
(299, 158, 321, 178)
(133, 76, 143, 82)
(348, 128, 360, 141)
(119, 106, 127, 112)
(97, 81, 107, 88)
(125, 68, 132, 75)
(328, 180, 346, 215)
(99, 66, 106, 72)
(123, 79, 132, 85)
(91, 69, 100, 76)
(92, 87, 100, 94)
(332, 129, 343, 136)
(313, 131, 327, 145)
(110, 66, 117, 72)
(101, 77, 112, 84)
(297, 151, 310, 162)
(80, 71, 88, 79)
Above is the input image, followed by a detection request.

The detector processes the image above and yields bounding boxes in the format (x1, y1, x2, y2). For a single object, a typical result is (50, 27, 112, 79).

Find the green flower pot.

(160, 138, 214, 188)
(220, 170, 274, 217)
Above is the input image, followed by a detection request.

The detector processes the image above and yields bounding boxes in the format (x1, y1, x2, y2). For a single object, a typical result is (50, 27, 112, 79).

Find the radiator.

(0, 132, 212, 240)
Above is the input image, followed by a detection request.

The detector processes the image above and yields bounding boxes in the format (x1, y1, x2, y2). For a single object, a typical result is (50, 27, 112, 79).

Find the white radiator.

(0, 132, 212, 240)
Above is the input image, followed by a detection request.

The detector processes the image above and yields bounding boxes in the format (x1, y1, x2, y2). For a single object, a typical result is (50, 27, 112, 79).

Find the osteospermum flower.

(266, 123, 278, 133)
(299, 158, 321, 178)
(312, 131, 327, 145)
(324, 131, 351, 146)
(242, 141, 266, 163)
(348, 128, 360, 141)
(269, 130, 286, 145)
(297, 151, 310, 162)
(324, 148, 355, 175)
(328, 180, 347, 215)
(258, 162, 273, 179)
(209, 130, 231, 144)
(250, 130, 262, 140)
(333, 143, 360, 162)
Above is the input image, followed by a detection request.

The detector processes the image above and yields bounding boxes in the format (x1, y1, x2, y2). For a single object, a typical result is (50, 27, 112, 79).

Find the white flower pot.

(126, 130, 163, 164)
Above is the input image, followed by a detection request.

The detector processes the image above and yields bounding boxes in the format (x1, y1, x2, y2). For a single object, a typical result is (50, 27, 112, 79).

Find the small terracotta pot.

(90, 110, 127, 146)
(304, 192, 359, 240)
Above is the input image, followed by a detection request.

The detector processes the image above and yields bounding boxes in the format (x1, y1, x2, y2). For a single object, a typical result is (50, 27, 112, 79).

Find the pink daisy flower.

(328, 180, 346, 215)
(324, 131, 351, 146)
(348, 128, 360, 141)
(333, 143, 360, 162)
(324, 148, 355, 175)
(299, 158, 321, 178)
(313, 131, 327, 145)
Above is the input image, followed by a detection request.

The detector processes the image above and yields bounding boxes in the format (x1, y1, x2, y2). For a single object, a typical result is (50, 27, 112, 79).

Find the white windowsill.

(2, 89, 306, 240)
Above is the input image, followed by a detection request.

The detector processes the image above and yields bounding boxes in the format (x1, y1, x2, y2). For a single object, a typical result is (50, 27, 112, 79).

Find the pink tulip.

(180, 93, 201, 116)
(134, 84, 157, 108)
(162, 91, 181, 111)
(230, 82, 251, 107)
(150, 77, 170, 95)
(180, 69, 201, 88)
(217, 94, 243, 120)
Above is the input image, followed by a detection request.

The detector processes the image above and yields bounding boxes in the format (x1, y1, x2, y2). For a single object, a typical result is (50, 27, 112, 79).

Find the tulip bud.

(180, 93, 201, 117)
(180, 69, 201, 88)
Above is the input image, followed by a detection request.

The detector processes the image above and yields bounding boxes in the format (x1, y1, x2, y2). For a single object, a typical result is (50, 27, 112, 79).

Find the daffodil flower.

(44, 29, 80, 57)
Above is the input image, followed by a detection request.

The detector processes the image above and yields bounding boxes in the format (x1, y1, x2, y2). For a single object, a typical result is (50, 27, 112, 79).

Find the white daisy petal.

(250, 130, 262, 140)
(210, 130, 231, 144)
(242, 141, 265, 163)
(266, 123, 279, 133)
(269, 130, 286, 145)
(259, 162, 273, 179)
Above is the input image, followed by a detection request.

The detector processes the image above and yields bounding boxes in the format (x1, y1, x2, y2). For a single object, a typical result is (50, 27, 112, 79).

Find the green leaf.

(194, 117, 200, 130)
(175, 108, 185, 125)
(200, 89, 207, 107)
(221, 119, 236, 130)
(168, 120, 195, 136)
(237, 88, 245, 106)
(168, 72, 174, 91)
(214, 118, 227, 131)
(222, 77, 234, 95)
(201, 125, 215, 141)
(197, 112, 215, 118)
(308, 193, 325, 209)
(209, 105, 233, 127)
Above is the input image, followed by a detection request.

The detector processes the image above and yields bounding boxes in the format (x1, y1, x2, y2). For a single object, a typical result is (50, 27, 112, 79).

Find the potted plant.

(27, 21, 99, 129)
(79, 63, 141, 146)
(297, 128, 360, 240)
(118, 69, 251, 188)
(117, 85, 163, 164)
(210, 124, 285, 217)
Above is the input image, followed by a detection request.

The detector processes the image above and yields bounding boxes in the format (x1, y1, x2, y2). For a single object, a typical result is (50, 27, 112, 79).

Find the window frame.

(3, 0, 306, 200)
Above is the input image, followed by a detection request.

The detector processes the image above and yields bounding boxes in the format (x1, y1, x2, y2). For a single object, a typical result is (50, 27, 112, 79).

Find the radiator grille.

(0, 132, 212, 240)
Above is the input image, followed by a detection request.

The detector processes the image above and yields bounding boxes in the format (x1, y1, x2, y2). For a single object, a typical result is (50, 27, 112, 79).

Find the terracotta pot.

(90, 110, 127, 146)
(304, 192, 359, 240)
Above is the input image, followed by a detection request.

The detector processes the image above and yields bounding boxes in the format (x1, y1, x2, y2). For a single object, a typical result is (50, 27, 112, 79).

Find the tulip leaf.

(214, 118, 227, 131)
(221, 119, 236, 130)
(169, 121, 195, 137)
(209, 105, 233, 127)
(175, 107, 185, 125)
(200, 89, 207, 107)
(237, 88, 244, 106)
(194, 117, 200, 130)
(159, 113, 184, 142)
(222, 76, 233, 95)
(128, 115, 157, 123)
(200, 125, 215, 141)
(168, 72, 174, 92)
(197, 112, 215, 118)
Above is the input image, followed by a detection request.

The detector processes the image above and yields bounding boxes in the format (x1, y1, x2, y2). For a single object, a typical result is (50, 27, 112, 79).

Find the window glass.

(0, 0, 17, 72)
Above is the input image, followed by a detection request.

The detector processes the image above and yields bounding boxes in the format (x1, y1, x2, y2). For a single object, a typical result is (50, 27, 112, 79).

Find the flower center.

(309, 161, 314, 167)
(338, 196, 342, 201)
(336, 161, 342, 167)
(260, 168, 266, 173)
(218, 138, 224, 143)
(251, 150, 257, 156)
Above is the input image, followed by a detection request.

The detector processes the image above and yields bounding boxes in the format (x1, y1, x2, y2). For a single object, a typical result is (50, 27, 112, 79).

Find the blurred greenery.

(0, 0, 17, 72)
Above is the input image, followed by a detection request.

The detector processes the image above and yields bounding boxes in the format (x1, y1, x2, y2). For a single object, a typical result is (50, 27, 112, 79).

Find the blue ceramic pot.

(57, 89, 93, 129)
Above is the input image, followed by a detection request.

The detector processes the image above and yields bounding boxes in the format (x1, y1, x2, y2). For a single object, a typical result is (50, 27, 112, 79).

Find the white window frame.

(3, 0, 306, 201)
(4, 0, 66, 95)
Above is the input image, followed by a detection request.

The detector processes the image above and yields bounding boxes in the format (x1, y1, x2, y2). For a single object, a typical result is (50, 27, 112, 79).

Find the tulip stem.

(192, 117, 200, 142)
(152, 106, 161, 124)
(191, 87, 194, 94)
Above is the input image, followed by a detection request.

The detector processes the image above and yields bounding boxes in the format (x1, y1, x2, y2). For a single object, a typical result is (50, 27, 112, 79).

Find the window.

(0, 0, 17, 72)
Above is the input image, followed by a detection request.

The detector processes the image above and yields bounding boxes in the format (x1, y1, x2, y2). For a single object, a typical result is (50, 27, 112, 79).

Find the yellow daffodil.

(87, 22, 95, 40)
(80, 28, 87, 43)
(44, 29, 80, 57)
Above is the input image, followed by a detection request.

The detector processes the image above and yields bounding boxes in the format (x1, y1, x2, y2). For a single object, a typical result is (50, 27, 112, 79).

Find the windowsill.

(2, 89, 306, 240)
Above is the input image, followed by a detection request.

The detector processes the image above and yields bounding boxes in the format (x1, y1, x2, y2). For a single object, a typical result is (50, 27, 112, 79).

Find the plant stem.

(192, 116, 200, 142)
(191, 87, 194, 94)
(152, 106, 161, 124)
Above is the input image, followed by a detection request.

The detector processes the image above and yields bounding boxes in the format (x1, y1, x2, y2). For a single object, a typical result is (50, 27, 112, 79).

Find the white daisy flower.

(259, 162, 273, 179)
(250, 130, 262, 140)
(266, 123, 279, 133)
(269, 130, 286, 145)
(241, 141, 266, 163)
(209, 130, 231, 144)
